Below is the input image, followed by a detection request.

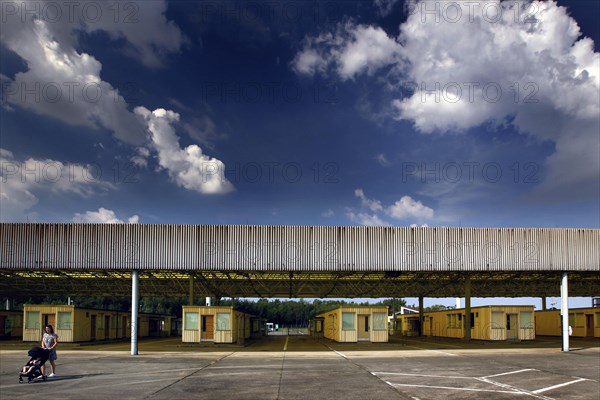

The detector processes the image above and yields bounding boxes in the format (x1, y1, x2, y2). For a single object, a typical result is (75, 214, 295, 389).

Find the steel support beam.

(131, 270, 139, 356)
(189, 274, 194, 306)
(464, 276, 471, 341)
(418, 296, 424, 337)
(561, 272, 569, 352)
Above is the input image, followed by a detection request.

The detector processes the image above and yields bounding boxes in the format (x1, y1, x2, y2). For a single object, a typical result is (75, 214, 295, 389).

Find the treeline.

(3, 296, 407, 326)
(223, 298, 407, 326)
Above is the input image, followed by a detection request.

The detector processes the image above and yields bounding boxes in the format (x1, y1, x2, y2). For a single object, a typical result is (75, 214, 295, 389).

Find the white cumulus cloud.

(292, 21, 403, 80)
(354, 188, 384, 212)
(348, 188, 435, 225)
(134, 107, 235, 195)
(0, 0, 187, 68)
(387, 196, 434, 220)
(0, 149, 115, 221)
(0, 1, 188, 144)
(292, 0, 600, 200)
(73, 208, 139, 224)
(1, 19, 145, 144)
(395, 0, 599, 199)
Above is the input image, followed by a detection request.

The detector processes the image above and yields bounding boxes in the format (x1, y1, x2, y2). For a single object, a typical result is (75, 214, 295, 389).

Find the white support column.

(131, 270, 139, 356)
(560, 272, 569, 352)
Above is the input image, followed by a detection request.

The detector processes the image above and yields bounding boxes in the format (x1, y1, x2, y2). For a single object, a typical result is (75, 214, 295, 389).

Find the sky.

(1, 1, 598, 307)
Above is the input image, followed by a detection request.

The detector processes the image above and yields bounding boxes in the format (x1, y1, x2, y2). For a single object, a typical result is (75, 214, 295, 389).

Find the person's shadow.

(41, 373, 106, 382)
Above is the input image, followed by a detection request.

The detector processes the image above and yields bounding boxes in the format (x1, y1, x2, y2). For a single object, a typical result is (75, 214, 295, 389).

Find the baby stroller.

(18, 347, 49, 383)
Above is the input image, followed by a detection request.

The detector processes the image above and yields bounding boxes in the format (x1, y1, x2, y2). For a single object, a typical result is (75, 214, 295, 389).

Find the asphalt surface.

(1, 335, 599, 400)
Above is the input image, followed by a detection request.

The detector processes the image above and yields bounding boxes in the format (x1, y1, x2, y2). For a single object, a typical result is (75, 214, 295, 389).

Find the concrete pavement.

(1, 336, 598, 399)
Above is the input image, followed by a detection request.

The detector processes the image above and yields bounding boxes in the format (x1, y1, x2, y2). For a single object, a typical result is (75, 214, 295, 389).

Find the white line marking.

(403, 345, 457, 356)
(476, 378, 555, 400)
(325, 345, 348, 360)
(332, 349, 348, 359)
(532, 378, 589, 394)
(400, 338, 463, 348)
(283, 337, 289, 351)
(385, 382, 528, 394)
(373, 372, 473, 379)
(209, 365, 282, 370)
(482, 369, 537, 378)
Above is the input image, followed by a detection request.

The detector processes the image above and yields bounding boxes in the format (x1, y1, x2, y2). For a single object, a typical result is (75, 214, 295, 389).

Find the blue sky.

(1, 1, 598, 307)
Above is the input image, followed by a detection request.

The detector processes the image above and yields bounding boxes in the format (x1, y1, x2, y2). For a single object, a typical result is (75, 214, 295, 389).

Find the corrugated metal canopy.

(1, 224, 598, 272)
(0, 224, 598, 298)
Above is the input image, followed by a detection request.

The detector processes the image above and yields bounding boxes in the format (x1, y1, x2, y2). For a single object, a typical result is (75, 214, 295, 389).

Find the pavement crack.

(322, 342, 412, 399)
(276, 339, 288, 400)
(144, 352, 236, 399)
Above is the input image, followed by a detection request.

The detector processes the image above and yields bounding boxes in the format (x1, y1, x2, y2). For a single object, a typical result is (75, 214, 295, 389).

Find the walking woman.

(41, 324, 58, 377)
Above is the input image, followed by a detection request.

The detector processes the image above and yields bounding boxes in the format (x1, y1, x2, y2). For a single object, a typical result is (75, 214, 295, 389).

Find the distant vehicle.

(266, 323, 274, 332)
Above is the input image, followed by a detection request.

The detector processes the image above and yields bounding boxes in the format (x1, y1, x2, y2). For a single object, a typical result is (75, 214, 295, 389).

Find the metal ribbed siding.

(0, 224, 598, 272)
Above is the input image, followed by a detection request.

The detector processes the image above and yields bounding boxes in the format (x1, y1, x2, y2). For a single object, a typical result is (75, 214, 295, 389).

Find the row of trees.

(223, 298, 408, 326)
(4, 296, 450, 326)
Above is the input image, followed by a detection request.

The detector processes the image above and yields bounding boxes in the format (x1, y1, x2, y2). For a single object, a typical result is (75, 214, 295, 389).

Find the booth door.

(91, 315, 97, 340)
(122, 316, 127, 337)
(586, 315, 594, 337)
(506, 314, 518, 339)
(43, 314, 55, 336)
(358, 315, 370, 340)
(202, 315, 214, 340)
(105, 316, 111, 339)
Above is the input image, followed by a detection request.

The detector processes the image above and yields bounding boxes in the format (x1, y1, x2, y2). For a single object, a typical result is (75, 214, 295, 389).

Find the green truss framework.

(1, 269, 599, 299)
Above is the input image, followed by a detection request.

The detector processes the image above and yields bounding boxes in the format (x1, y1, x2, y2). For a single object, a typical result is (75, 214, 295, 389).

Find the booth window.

(25, 311, 39, 329)
(491, 311, 503, 329)
(447, 313, 461, 328)
(520, 311, 533, 329)
(57, 312, 72, 329)
(575, 313, 584, 328)
(372, 313, 386, 330)
(185, 312, 199, 330)
(217, 313, 231, 331)
(316, 320, 323, 333)
(342, 312, 355, 330)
